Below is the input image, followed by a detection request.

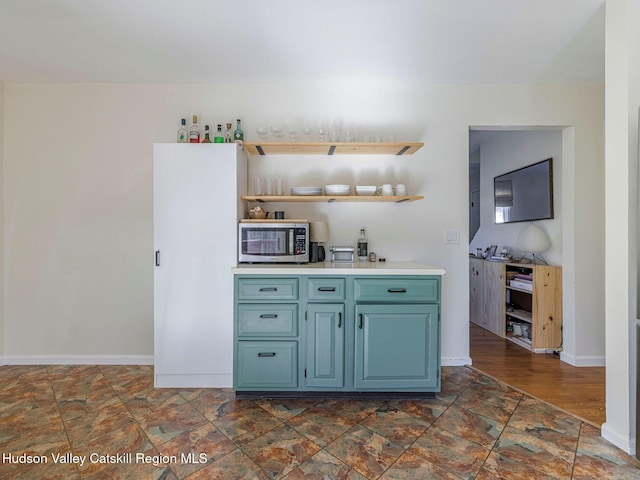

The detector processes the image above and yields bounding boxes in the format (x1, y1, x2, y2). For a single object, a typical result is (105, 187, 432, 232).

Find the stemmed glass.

(256, 127, 269, 140)
(270, 126, 283, 139)
(316, 127, 326, 141)
(288, 127, 299, 141)
(302, 127, 314, 141)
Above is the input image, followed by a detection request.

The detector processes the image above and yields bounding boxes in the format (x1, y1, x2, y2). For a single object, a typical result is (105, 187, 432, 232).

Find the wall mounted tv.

(494, 158, 554, 224)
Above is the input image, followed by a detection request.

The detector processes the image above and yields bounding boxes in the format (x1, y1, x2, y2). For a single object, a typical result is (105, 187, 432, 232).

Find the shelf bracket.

(328, 145, 336, 155)
(256, 146, 266, 155)
(396, 146, 411, 155)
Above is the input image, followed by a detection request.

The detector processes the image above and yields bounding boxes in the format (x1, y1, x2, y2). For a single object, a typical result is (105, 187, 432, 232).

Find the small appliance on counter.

(309, 221, 329, 263)
(238, 220, 309, 263)
(330, 246, 355, 263)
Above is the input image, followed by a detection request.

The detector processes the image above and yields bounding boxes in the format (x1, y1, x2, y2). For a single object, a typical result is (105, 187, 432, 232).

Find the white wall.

(470, 130, 563, 265)
(0, 82, 4, 362)
(603, 0, 640, 456)
(2, 82, 603, 371)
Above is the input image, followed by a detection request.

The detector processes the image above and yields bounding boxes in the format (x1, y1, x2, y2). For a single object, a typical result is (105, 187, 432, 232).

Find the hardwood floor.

(469, 322, 606, 427)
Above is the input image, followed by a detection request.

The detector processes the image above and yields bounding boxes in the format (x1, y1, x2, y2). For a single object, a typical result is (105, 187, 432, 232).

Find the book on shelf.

(510, 279, 533, 291)
(513, 273, 533, 281)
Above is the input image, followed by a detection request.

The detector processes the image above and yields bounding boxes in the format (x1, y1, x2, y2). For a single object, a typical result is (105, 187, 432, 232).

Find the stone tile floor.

(1, 364, 639, 479)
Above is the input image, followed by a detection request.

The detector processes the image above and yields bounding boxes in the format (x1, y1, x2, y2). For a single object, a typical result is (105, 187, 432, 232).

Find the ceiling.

(0, 0, 605, 84)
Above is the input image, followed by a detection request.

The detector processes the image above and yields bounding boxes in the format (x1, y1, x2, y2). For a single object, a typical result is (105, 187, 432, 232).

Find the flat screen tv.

(494, 158, 554, 224)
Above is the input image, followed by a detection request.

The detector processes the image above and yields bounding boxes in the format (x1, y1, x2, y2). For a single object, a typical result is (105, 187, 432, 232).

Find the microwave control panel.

(295, 228, 307, 254)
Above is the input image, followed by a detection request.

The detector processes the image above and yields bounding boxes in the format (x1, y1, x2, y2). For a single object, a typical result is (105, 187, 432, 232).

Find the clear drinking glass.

(255, 127, 269, 140)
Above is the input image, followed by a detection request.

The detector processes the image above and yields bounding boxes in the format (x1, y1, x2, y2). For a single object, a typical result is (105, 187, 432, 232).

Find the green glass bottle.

(177, 118, 188, 143)
(201, 125, 212, 143)
(214, 124, 225, 143)
(234, 119, 244, 146)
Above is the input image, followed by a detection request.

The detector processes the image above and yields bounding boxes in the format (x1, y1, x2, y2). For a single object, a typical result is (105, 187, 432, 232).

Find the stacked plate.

(324, 184, 351, 196)
(355, 185, 376, 196)
(291, 186, 323, 196)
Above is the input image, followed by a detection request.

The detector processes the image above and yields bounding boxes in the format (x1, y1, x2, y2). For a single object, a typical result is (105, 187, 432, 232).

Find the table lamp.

(516, 223, 551, 264)
(310, 221, 329, 263)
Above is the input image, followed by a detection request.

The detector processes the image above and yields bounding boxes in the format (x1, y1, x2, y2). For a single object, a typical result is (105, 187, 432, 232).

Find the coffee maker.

(309, 221, 329, 263)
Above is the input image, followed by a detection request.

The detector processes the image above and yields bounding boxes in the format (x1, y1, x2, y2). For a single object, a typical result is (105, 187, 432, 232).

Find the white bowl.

(324, 184, 351, 195)
(356, 185, 376, 196)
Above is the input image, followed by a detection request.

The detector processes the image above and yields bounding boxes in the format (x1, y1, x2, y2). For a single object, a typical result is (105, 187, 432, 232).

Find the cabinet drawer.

(236, 341, 298, 389)
(237, 304, 298, 336)
(237, 278, 299, 300)
(353, 278, 439, 303)
(307, 277, 346, 300)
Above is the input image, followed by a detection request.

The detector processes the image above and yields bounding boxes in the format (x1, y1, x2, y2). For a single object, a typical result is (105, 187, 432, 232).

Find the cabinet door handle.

(257, 352, 276, 357)
(387, 288, 407, 293)
(259, 314, 278, 319)
(155, 250, 160, 267)
(318, 287, 336, 292)
(358, 313, 363, 329)
(259, 287, 278, 292)
(338, 312, 342, 328)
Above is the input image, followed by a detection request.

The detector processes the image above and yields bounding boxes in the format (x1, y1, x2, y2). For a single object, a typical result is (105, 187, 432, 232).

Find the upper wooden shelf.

(241, 195, 424, 203)
(244, 142, 424, 156)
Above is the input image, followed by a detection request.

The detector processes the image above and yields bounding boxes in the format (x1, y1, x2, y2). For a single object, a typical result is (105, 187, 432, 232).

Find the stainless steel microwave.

(238, 222, 309, 263)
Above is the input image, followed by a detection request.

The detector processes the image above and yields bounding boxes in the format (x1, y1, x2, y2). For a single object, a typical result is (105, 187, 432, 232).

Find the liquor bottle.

(189, 115, 200, 143)
(177, 118, 188, 143)
(225, 123, 233, 143)
(214, 124, 225, 143)
(201, 125, 212, 143)
(234, 119, 244, 146)
(357, 228, 368, 261)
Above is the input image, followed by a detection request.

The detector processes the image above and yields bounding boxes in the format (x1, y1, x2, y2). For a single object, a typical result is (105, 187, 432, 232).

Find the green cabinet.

(236, 341, 298, 388)
(305, 303, 345, 388)
(234, 273, 441, 393)
(354, 304, 439, 390)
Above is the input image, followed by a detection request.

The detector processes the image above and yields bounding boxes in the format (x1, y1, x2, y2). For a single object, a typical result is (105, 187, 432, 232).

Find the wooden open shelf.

(244, 142, 424, 156)
(241, 195, 423, 203)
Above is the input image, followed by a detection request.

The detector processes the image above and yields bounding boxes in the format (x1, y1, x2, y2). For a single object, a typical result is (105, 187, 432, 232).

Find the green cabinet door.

(305, 304, 345, 388)
(354, 304, 439, 390)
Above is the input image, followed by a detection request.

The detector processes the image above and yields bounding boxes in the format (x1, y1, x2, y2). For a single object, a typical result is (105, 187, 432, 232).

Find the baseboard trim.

(442, 356, 473, 366)
(559, 352, 606, 367)
(154, 373, 233, 389)
(2, 355, 154, 365)
(601, 422, 634, 455)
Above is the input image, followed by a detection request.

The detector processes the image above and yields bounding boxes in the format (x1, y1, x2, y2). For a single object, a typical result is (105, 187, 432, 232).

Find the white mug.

(377, 184, 394, 196)
(395, 184, 407, 196)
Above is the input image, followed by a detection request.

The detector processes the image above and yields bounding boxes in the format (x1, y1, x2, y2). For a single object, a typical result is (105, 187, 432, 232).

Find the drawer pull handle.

(387, 288, 407, 293)
(358, 313, 363, 329)
(338, 312, 342, 328)
(259, 287, 278, 292)
(257, 352, 276, 357)
(318, 287, 336, 292)
(259, 314, 278, 319)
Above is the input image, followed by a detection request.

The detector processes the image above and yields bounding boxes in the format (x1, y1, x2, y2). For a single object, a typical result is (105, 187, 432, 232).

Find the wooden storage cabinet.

(469, 258, 483, 327)
(469, 259, 562, 353)
(468, 258, 504, 337)
(234, 274, 442, 393)
(505, 263, 562, 352)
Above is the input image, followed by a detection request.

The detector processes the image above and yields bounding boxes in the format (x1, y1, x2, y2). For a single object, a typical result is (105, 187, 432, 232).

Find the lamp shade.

(310, 221, 329, 243)
(517, 224, 551, 254)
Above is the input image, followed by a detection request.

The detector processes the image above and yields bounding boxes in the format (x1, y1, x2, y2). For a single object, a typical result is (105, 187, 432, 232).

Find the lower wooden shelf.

(242, 195, 423, 203)
(506, 335, 533, 350)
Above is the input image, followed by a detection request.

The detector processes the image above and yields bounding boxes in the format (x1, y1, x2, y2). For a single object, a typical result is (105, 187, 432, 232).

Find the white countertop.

(232, 261, 446, 276)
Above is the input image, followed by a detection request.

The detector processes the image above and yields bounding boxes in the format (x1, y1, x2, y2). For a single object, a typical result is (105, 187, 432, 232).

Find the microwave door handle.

(289, 229, 294, 253)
